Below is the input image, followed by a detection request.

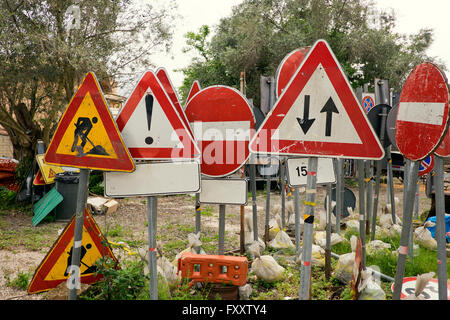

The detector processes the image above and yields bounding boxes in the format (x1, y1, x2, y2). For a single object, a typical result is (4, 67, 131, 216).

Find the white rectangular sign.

(104, 161, 200, 197)
(199, 178, 248, 205)
(286, 157, 336, 187)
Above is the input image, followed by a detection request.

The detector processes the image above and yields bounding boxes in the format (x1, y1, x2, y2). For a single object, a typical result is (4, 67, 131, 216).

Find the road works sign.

(395, 62, 449, 161)
(28, 209, 117, 294)
(44, 73, 135, 172)
(116, 70, 200, 161)
(249, 39, 384, 160)
(185, 86, 255, 177)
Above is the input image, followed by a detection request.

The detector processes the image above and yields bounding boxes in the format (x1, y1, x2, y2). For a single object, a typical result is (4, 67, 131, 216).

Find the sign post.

(434, 128, 450, 300)
(298, 157, 318, 300)
(185, 84, 255, 254)
(114, 69, 200, 300)
(325, 183, 332, 280)
(392, 62, 449, 300)
(249, 39, 384, 300)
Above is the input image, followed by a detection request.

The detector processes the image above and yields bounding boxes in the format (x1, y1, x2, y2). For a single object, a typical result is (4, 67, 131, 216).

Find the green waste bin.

(54, 172, 80, 222)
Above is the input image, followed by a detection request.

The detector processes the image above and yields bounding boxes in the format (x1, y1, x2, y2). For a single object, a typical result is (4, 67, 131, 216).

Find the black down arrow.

(320, 97, 339, 136)
(296, 95, 315, 134)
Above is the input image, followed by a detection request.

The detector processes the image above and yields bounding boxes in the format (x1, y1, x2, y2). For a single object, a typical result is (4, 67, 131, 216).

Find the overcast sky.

(147, 0, 450, 92)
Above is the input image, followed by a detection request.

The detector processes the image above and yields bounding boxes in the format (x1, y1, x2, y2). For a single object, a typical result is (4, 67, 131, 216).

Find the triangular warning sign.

(156, 67, 193, 137)
(115, 70, 200, 160)
(186, 80, 201, 107)
(28, 209, 117, 294)
(33, 169, 46, 186)
(48, 168, 56, 179)
(249, 39, 384, 160)
(44, 72, 135, 172)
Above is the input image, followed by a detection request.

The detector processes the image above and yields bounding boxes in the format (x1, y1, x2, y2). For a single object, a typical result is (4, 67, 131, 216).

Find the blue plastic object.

(425, 214, 450, 243)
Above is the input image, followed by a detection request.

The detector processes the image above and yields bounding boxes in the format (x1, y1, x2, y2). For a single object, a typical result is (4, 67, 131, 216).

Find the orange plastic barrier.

(177, 252, 248, 288)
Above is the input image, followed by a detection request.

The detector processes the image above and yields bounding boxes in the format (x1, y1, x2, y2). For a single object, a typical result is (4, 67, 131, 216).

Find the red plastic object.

(177, 252, 248, 288)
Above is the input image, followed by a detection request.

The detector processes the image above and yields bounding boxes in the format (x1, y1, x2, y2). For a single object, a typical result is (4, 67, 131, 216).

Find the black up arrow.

(320, 97, 339, 136)
(296, 95, 315, 134)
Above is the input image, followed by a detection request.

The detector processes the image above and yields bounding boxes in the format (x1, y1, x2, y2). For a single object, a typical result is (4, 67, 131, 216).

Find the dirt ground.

(0, 179, 432, 300)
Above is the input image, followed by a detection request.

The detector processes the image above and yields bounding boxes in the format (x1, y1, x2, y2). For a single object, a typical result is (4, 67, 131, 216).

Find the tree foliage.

(0, 0, 175, 160)
(179, 0, 441, 107)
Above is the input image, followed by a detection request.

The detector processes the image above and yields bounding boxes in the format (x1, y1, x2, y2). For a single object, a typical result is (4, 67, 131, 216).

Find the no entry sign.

(185, 86, 255, 177)
(395, 62, 449, 161)
(276, 47, 310, 98)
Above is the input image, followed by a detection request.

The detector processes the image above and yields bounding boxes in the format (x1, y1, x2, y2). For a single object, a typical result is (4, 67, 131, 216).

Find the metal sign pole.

(265, 171, 271, 244)
(335, 158, 343, 234)
(294, 186, 301, 255)
(357, 160, 366, 270)
(250, 154, 259, 242)
(147, 196, 158, 300)
(433, 155, 448, 300)
(299, 157, 318, 300)
(371, 105, 388, 240)
(365, 160, 373, 237)
(240, 167, 246, 255)
(218, 204, 226, 255)
(392, 159, 420, 300)
(68, 168, 90, 300)
(325, 183, 332, 280)
(195, 193, 201, 254)
(280, 158, 286, 229)
(414, 180, 420, 220)
(404, 161, 415, 259)
(386, 147, 397, 224)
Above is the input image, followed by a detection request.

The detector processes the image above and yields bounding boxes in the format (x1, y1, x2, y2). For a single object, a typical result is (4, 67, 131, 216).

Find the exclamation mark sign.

(145, 94, 154, 145)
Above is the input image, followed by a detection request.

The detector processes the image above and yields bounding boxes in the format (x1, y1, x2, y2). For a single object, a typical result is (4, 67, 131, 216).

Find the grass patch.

(200, 206, 214, 217)
(5, 270, 32, 291)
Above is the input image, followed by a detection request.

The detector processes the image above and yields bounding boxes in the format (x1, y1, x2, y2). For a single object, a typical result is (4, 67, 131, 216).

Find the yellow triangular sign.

(27, 209, 117, 294)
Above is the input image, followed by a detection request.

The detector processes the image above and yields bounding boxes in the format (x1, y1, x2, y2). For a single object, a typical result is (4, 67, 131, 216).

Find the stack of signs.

(249, 39, 384, 300)
(185, 86, 255, 205)
(104, 70, 201, 197)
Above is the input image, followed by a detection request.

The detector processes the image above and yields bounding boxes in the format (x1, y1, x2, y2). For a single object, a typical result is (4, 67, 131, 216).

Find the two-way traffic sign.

(249, 39, 384, 160)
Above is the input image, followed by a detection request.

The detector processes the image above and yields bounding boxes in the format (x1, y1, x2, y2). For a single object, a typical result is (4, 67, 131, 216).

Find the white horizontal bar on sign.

(191, 121, 251, 141)
(397, 102, 445, 125)
(199, 179, 248, 205)
(104, 161, 200, 197)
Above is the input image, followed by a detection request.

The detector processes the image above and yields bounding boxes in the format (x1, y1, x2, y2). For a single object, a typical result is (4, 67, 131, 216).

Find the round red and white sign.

(275, 47, 310, 98)
(435, 127, 450, 157)
(395, 62, 449, 161)
(185, 86, 255, 177)
(391, 277, 450, 300)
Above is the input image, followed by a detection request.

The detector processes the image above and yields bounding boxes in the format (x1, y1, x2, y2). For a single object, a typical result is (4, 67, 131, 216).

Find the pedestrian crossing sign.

(44, 72, 135, 172)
